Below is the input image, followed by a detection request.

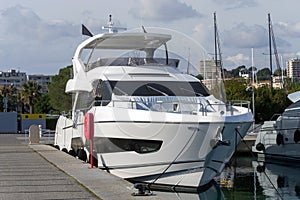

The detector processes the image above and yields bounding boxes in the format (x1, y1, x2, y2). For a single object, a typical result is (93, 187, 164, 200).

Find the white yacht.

(54, 23, 253, 189)
(253, 91, 300, 162)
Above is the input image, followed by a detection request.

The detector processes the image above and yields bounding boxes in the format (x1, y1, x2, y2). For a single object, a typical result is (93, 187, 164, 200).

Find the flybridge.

(83, 33, 171, 50)
(77, 15, 173, 73)
(74, 32, 173, 73)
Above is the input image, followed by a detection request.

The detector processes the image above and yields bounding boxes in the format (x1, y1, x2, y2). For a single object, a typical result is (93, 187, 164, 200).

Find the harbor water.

(153, 156, 300, 200)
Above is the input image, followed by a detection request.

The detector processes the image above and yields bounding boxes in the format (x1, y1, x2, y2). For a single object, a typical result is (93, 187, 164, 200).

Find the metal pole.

(90, 139, 93, 168)
(214, 12, 219, 88)
(252, 48, 255, 126)
(268, 13, 273, 89)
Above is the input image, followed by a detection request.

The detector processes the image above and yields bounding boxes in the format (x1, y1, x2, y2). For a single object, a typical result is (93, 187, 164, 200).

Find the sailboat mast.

(268, 13, 273, 89)
(213, 12, 225, 102)
(214, 12, 218, 83)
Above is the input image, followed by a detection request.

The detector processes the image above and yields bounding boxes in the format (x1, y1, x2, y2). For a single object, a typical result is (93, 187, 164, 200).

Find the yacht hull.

(55, 107, 252, 188)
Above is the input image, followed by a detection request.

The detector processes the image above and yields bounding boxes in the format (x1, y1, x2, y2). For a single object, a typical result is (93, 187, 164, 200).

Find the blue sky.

(0, 0, 300, 75)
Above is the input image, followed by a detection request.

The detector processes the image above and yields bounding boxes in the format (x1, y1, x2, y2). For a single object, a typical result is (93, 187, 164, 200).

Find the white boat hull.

(55, 106, 252, 188)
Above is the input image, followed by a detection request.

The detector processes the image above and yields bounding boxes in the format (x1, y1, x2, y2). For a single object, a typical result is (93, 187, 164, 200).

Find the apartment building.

(287, 58, 300, 81)
(0, 69, 53, 93)
(27, 74, 53, 93)
(0, 69, 27, 89)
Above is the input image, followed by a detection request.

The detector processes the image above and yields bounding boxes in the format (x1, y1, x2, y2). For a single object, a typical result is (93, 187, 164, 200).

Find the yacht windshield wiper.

(147, 85, 168, 96)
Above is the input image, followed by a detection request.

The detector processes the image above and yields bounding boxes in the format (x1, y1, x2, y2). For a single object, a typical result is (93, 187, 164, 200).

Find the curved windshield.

(109, 81, 210, 97)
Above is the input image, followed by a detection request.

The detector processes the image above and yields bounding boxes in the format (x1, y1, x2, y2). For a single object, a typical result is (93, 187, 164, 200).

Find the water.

(152, 156, 300, 200)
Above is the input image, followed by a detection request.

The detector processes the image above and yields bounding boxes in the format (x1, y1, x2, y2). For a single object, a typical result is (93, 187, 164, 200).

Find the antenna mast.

(102, 15, 127, 33)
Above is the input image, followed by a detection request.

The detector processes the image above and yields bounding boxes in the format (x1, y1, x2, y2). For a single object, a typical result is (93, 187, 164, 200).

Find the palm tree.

(0, 85, 20, 112)
(21, 81, 42, 114)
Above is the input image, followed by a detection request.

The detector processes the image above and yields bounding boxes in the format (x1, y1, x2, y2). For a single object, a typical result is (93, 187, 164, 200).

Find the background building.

(0, 69, 53, 93)
(0, 69, 26, 89)
(287, 58, 300, 82)
(27, 74, 53, 93)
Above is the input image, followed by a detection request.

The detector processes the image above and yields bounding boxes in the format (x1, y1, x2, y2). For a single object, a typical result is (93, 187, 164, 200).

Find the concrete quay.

(0, 134, 172, 200)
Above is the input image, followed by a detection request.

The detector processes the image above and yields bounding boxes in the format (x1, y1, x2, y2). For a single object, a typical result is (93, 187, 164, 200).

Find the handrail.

(76, 98, 251, 116)
(205, 100, 251, 116)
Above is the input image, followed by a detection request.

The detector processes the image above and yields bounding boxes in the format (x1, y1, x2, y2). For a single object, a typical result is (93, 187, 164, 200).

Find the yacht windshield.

(109, 81, 210, 97)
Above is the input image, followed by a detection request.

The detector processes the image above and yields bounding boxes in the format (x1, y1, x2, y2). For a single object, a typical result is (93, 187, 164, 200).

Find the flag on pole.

(82, 24, 93, 37)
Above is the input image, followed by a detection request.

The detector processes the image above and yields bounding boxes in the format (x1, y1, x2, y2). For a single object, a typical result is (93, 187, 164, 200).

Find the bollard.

(84, 113, 94, 168)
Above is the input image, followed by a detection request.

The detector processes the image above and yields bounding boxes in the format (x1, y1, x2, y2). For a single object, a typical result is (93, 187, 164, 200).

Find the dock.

(0, 134, 170, 200)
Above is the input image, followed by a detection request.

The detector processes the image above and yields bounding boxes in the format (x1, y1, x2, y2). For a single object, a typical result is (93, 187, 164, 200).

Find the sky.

(1, 0, 300, 75)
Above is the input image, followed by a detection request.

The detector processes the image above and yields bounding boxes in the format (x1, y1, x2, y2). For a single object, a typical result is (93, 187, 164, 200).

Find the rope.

(148, 128, 198, 190)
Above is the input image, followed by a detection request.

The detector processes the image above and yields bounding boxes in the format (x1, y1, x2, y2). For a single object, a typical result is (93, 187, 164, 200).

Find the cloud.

(0, 5, 80, 74)
(212, 0, 257, 9)
(192, 23, 212, 47)
(129, 0, 202, 22)
(226, 53, 249, 66)
(276, 21, 300, 38)
(222, 23, 268, 49)
(1, 5, 78, 41)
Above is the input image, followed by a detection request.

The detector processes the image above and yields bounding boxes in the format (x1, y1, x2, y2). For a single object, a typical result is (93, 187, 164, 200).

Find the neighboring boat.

(54, 18, 253, 190)
(253, 161, 300, 199)
(253, 91, 300, 162)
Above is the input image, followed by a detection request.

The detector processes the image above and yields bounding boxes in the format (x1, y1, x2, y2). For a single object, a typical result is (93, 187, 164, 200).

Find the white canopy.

(83, 32, 171, 50)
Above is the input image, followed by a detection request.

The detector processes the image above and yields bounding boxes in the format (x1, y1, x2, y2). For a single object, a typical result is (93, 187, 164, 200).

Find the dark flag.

(82, 24, 93, 37)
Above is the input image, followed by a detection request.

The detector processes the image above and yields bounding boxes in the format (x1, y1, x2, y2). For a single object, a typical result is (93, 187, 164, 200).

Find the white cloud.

(0, 5, 80, 74)
(276, 21, 300, 38)
(1, 5, 78, 41)
(192, 23, 212, 47)
(223, 23, 268, 49)
(212, 0, 257, 9)
(129, 0, 202, 22)
(226, 53, 249, 66)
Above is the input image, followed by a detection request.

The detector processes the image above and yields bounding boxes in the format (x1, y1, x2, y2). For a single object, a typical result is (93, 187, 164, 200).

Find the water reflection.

(153, 183, 224, 200)
(254, 161, 300, 199)
(149, 157, 300, 199)
(217, 156, 265, 200)
(217, 156, 300, 200)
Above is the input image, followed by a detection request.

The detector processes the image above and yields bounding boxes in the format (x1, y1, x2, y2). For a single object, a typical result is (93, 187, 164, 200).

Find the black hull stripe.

(99, 159, 205, 170)
(129, 166, 203, 180)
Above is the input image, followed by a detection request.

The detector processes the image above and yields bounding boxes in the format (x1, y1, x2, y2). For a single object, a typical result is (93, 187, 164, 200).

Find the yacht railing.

(86, 57, 180, 71)
(89, 99, 250, 116)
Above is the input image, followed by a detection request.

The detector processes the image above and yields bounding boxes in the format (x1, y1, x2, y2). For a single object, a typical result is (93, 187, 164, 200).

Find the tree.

(254, 87, 290, 122)
(223, 78, 291, 123)
(21, 81, 42, 114)
(256, 68, 271, 81)
(230, 65, 247, 78)
(273, 68, 282, 76)
(34, 94, 54, 114)
(224, 79, 250, 101)
(48, 66, 72, 112)
(0, 85, 20, 112)
(195, 74, 203, 80)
